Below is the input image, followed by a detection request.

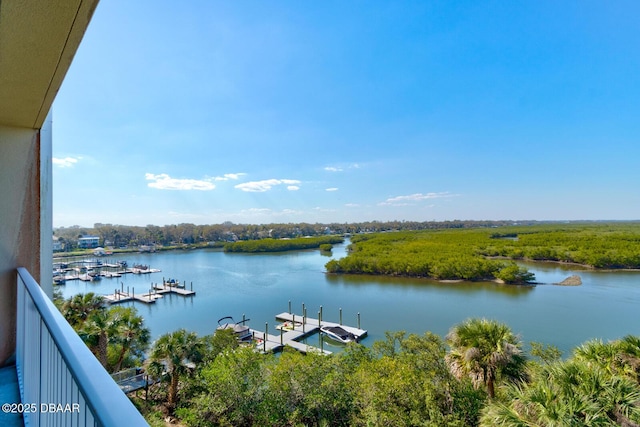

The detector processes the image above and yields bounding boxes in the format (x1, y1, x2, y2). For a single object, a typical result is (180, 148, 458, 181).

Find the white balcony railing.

(16, 267, 148, 427)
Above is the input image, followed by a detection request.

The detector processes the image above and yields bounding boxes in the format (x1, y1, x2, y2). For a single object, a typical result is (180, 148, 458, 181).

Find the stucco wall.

(0, 125, 42, 366)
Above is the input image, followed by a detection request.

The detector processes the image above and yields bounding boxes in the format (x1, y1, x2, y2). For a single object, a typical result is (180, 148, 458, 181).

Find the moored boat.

(320, 325, 358, 344)
(217, 316, 252, 342)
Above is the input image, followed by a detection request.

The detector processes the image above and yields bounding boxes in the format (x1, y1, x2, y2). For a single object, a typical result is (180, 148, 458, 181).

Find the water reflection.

(325, 273, 535, 298)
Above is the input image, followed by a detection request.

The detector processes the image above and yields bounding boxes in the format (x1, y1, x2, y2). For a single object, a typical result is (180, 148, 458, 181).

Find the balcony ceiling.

(0, 0, 99, 129)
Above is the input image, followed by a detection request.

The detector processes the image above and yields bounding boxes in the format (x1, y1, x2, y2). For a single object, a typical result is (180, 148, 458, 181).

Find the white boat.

(320, 325, 358, 344)
(217, 316, 252, 342)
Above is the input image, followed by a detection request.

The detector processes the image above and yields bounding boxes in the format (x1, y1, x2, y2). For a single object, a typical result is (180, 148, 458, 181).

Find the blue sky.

(52, 1, 640, 227)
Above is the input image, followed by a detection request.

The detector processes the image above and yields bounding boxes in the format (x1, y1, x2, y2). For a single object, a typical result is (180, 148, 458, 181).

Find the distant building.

(53, 236, 63, 252)
(78, 235, 100, 249)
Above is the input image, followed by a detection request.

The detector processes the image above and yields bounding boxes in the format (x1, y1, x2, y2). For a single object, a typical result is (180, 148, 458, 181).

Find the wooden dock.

(249, 327, 332, 355)
(247, 311, 367, 355)
(275, 312, 368, 341)
(102, 290, 160, 304)
(103, 281, 195, 305)
(152, 283, 196, 296)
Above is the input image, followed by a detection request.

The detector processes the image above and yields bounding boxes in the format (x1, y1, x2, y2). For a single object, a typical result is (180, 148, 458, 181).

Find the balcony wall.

(0, 125, 42, 366)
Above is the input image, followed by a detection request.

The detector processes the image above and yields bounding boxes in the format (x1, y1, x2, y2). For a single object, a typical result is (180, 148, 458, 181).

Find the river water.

(58, 241, 640, 354)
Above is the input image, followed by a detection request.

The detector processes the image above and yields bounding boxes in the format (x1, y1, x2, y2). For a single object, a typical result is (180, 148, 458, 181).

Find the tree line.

(325, 223, 640, 282)
(53, 219, 537, 252)
(223, 236, 344, 253)
(144, 321, 640, 426)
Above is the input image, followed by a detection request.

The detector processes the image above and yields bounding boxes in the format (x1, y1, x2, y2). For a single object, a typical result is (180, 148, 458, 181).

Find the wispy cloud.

(53, 156, 81, 168)
(145, 173, 216, 191)
(324, 163, 360, 173)
(379, 192, 455, 206)
(326, 187, 339, 192)
(235, 179, 301, 192)
(214, 173, 246, 181)
(345, 203, 360, 207)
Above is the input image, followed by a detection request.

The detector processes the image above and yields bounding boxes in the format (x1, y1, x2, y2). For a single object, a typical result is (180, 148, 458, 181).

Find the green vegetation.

(56, 292, 150, 372)
(326, 223, 640, 282)
(135, 320, 640, 426)
(53, 219, 531, 253)
(482, 222, 640, 269)
(319, 243, 333, 252)
(223, 236, 344, 253)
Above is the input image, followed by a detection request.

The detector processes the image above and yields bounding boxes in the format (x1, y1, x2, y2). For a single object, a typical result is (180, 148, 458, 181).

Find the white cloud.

(324, 163, 360, 172)
(325, 187, 339, 192)
(345, 203, 360, 207)
(214, 173, 246, 181)
(145, 173, 216, 190)
(379, 192, 455, 206)
(235, 178, 301, 192)
(53, 156, 80, 168)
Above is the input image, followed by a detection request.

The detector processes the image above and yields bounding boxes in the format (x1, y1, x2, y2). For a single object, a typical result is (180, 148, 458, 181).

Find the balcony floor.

(0, 363, 24, 427)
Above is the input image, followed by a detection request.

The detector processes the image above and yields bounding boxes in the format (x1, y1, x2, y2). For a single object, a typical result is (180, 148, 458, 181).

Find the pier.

(103, 281, 195, 305)
(247, 308, 367, 355)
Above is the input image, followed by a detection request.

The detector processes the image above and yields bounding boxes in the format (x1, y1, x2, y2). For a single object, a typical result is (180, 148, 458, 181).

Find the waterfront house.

(79, 235, 101, 249)
(0, 1, 147, 425)
(52, 236, 64, 252)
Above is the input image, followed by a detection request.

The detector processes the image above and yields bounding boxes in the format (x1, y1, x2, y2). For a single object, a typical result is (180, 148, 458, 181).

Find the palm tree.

(480, 359, 640, 426)
(60, 292, 106, 328)
(109, 306, 150, 372)
(575, 336, 640, 385)
(146, 329, 205, 409)
(78, 308, 120, 369)
(446, 318, 526, 398)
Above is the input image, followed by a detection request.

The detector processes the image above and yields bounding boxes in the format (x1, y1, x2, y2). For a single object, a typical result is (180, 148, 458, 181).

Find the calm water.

(58, 242, 640, 354)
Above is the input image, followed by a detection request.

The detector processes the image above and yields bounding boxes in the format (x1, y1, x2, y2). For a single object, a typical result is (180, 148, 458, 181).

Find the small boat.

(163, 279, 184, 288)
(275, 321, 302, 331)
(320, 325, 358, 344)
(217, 316, 252, 342)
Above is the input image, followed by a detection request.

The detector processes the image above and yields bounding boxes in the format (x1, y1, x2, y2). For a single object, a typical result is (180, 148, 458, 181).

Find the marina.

(54, 245, 640, 354)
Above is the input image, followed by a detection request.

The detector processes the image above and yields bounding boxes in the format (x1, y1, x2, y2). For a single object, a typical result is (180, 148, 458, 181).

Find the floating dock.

(248, 311, 367, 355)
(102, 290, 160, 304)
(103, 282, 195, 305)
(152, 283, 196, 296)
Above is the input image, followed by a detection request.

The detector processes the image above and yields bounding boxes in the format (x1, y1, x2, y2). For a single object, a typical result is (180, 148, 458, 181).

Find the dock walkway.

(152, 283, 196, 296)
(102, 290, 160, 304)
(275, 312, 368, 340)
(247, 311, 367, 355)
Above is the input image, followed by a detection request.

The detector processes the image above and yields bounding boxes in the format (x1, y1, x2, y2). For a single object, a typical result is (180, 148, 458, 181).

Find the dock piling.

(288, 300, 291, 314)
(264, 323, 268, 352)
(280, 328, 283, 345)
(358, 312, 361, 329)
(318, 311, 321, 327)
(340, 308, 343, 325)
